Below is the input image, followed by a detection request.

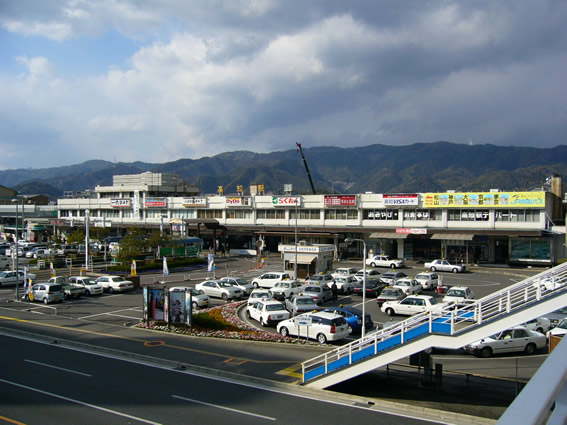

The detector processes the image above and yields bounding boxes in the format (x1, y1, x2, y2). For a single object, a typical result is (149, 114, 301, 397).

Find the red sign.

(324, 195, 356, 207)
(396, 228, 427, 234)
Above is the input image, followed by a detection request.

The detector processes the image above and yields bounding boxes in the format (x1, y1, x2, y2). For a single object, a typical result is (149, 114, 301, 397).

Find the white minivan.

(251, 272, 292, 289)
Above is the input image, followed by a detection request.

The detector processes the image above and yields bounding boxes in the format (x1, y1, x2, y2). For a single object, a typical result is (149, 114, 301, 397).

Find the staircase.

(302, 263, 567, 389)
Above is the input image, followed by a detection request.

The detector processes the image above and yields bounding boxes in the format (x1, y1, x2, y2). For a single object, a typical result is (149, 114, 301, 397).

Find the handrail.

(302, 262, 567, 383)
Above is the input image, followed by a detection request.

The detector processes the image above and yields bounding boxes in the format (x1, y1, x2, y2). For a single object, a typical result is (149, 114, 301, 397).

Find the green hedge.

(106, 256, 206, 273)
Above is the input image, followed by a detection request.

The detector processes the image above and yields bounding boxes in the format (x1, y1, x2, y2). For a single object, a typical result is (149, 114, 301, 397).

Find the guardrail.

(302, 262, 567, 383)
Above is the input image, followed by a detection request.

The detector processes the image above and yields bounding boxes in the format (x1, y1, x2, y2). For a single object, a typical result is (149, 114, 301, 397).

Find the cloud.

(0, 1, 566, 169)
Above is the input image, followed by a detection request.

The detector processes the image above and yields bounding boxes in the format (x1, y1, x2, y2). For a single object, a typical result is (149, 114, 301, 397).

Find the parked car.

(27, 283, 65, 304)
(95, 275, 134, 293)
(0, 270, 37, 287)
(251, 272, 292, 289)
(25, 246, 47, 258)
(303, 284, 333, 305)
(195, 280, 243, 300)
(443, 286, 475, 304)
(414, 272, 439, 290)
(169, 286, 210, 310)
(353, 280, 385, 297)
(522, 317, 552, 334)
(331, 267, 358, 278)
(547, 318, 567, 339)
(246, 300, 290, 327)
(376, 287, 406, 307)
(379, 271, 407, 285)
(464, 326, 547, 358)
(247, 289, 272, 306)
(333, 275, 357, 294)
(381, 295, 445, 316)
(424, 259, 466, 273)
(68, 276, 104, 296)
(392, 278, 423, 295)
(306, 274, 335, 287)
(544, 307, 567, 327)
(284, 294, 319, 316)
(269, 280, 305, 300)
(0, 254, 10, 270)
(219, 277, 254, 295)
(277, 311, 350, 343)
(48, 276, 84, 299)
(323, 306, 374, 335)
(353, 269, 382, 282)
(532, 276, 566, 292)
(365, 255, 405, 269)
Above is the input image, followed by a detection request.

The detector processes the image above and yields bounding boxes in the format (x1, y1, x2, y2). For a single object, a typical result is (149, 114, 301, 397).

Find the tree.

(116, 227, 147, 263)
(67, 230, 85, 245)
(146, 231, 170, 257)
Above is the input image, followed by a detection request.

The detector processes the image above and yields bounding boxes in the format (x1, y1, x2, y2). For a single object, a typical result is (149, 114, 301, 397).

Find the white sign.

(133, 191, 140, 219)
(272, 196, 300, 206)
(183, 197, 207, 207)
(383, 194, 419, 206)
(293, 316, 312, 326)
(225, 197, 250, 206)
(110, 199, 131, 208)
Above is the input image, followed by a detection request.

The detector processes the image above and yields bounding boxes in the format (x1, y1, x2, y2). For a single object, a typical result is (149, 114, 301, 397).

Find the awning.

(289, 254, 317, 264)
(369, 232, 409, 239)
(430, 233, 475, 241)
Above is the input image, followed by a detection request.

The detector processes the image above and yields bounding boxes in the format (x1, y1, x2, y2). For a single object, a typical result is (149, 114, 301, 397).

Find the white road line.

(0, 378, 163, 425)
(79, 307, 141, 319)
(172, 394, 276, 421)
(24, 359, 92, 377)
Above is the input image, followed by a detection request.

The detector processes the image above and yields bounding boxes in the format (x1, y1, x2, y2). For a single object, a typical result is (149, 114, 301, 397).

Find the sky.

(1, 0, 566, 170)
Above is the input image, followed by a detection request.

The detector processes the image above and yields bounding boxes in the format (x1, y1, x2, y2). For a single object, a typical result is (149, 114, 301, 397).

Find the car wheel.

(386, 308, 395, 316)
(525, 343, 537, 355)
(261, 318, 267, 327)
(452, 268, 458, 273)
(63, 293, 68, 299)
(536, 327, 544, 334)
(480, 347, 492, 358)
(371, 262, 376, 268)
(192, 301, 198, 311)
(317, 333, 327, 344)
(430, 266, 437, 272)
(280, 326, 289, 337)
(199, 290, 205, 295)
(222, 293, 228, 301)
(43, 297, 49, 304)
(390, 264, 396, 269)
(85, 290, 91, 296)
(253, 282, 259, 288)
(108, 287, 114, 294)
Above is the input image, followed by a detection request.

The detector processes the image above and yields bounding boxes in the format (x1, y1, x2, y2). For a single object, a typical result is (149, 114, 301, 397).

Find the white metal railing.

(302, 262, 567, 383)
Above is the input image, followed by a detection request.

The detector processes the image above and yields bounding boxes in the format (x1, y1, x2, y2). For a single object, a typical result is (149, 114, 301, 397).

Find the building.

(55, 172, 566, 267)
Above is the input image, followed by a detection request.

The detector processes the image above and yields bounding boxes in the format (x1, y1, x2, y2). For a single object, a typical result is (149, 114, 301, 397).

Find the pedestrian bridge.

(301, 262, 567, 389)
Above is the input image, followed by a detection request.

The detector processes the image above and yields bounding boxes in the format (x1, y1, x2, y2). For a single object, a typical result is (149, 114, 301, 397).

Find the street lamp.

(11, 198, 20, 301)
(345, 237, 367, 338)
(85, 209, 90, 271)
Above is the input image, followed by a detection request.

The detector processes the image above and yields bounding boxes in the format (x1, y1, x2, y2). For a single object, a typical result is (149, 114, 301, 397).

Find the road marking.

(24, 359, 92, 377)
(172, 394, 276, 421)
(275, 365, 302, 378)
(79, 307, 141, 319)
(0, 415, 27, 425)
(0, 378, 163, 425)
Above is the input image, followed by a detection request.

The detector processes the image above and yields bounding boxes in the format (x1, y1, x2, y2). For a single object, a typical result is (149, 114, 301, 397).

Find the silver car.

(169, 286, 210, 310)
(219, 277, 254, 295)
(195, 280, 243, 300)
(28, 283, 64, 304)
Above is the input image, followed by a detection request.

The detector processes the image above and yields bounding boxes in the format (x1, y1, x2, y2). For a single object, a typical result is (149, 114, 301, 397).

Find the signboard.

(183, 197, 207, 207)
(324, 195, 357, 207)
(293, 315, 313, 326)
(396, 228, 427, 234)
(272, 196, 300, 206)
(278, 244, 335, 253)
(111, 198, 131, 208)
(133, 190, 140, 219)
(225, 197, 251, 206)
(145, 197, 167, 208)
(423, 191, 545, 208)
(383, 194, 419, 206)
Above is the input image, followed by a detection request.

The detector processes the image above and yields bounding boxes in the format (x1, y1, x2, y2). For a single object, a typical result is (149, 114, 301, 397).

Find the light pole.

(11, 198, 20, 301)
(345, 237, 367, 338)
(294, 196, 299, 280)
(85, 209, 90, 271)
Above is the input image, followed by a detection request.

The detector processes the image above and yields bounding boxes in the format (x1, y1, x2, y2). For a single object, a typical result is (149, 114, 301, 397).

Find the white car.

(532, 276, 565, 292)
(331, 268, 358, 278)
(276, 311, 350, 344)
(424, 259, 466, 273)
(246, 300, 290, 327)
(195, 280, 243, 300)
(219, 277, 254, 295)
(522, 317, 552, 334)
(381, 295, 444, 316)
(95, 276, 134, 293)
(392, 278, 423, 295)
(68, 276, 104, 296)
(306, 274, 335, 286)
(365, 255, 405, 269)
(169, 286, 210, 310)
(379, 271, 407, 285)
(353, 269, 382, 282)
(0, 270, 37, 287)
(443, 286, 475, 304)
(247, 289, 273, 306)
(547, 318, 567, 338)
(333, 275, 357, 294)
(269, 280, 305, 300)
(414, 272, 439, 290)
(0, 254, 10, 270)
(251, 272, 292, 289)
(465, 326, 547, 357)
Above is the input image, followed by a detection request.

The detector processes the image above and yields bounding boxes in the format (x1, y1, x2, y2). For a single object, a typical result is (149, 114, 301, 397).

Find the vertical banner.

(185, 289, 192, 327)
(149, 288, 165, 321)
(163, 257, 169, 277)
(143, 286, 148, 324)
(131, 260, 137, 276)
(207, 254, 215, 272)
(50, 262, 55, 278)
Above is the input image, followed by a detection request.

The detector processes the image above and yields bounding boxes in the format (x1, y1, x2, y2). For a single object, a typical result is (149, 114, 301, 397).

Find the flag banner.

(163, 257, 169, 277)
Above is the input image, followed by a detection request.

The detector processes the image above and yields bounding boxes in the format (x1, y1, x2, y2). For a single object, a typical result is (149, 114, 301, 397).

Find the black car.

(353, 280, 386, 297)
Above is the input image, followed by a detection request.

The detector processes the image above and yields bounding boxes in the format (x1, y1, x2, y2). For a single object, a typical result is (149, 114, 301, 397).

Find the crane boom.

(296, 142, 316, 195)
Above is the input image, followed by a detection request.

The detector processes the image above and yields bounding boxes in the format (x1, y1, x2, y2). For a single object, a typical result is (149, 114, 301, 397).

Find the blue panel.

(432, 322, 451, 333)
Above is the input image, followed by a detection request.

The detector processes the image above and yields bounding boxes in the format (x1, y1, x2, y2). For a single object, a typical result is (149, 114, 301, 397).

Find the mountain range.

(3, 142, 567, 200)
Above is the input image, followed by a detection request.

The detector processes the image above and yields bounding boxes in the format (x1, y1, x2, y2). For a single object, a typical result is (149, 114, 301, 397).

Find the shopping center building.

(50, 171, 567, 268)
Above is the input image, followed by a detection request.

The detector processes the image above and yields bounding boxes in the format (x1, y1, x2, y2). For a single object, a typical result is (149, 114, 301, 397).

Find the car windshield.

(113, 277, 125, 282)
(189, 289, 201, 296)
(220, 282, 233, 288)
(274, 282, 289, 288)
(415, 274, 429, 280)
(447, 289, 465, 297)
(252, 292, 269, 298)
(304, 287, 319, 293)
(234, 279, 248, 285)
(557, 319, 567, 329)
(50, 285, 63, 291)
(266, 304, 285, 311)
(296, 298, 314, 305)
(0, 272, 8, 278)
(382, 273, 394, 278)
(381, 288, 400, 296)
(310, 276, 324, 281)
(83, 279, 97, 285)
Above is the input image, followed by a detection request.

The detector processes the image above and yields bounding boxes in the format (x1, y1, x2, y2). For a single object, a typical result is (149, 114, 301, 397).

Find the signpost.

(293, 315, 312, 342)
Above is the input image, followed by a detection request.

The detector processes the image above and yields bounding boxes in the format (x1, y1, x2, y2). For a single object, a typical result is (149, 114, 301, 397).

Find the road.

(0, 334, 445, 425)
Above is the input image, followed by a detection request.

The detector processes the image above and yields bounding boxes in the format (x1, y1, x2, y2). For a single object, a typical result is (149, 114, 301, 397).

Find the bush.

(105, 256, 206, 273)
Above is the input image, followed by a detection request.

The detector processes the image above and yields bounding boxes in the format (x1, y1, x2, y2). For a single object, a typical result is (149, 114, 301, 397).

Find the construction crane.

(296, 142, 316, 195)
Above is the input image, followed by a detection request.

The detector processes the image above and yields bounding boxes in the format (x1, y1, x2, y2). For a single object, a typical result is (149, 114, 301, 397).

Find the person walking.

(331, 281, 338, 301)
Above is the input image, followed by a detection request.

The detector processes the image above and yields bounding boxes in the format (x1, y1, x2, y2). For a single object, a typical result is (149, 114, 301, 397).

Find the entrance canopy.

(369, 232, 409, 239)
(289, 254, 317, 264)
(430, 233, 475, 241)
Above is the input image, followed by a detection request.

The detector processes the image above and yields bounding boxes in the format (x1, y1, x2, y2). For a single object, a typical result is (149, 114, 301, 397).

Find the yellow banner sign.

(423, 191, 545, 208)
